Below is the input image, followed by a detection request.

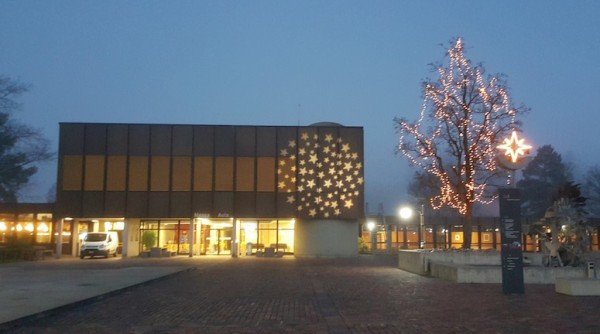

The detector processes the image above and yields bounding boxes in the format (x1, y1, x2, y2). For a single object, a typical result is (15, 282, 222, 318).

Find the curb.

(0, 266, 196, 332)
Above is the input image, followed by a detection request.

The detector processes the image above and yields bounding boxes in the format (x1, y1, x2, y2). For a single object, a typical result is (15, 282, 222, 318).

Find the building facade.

(53, 122, 364, 257)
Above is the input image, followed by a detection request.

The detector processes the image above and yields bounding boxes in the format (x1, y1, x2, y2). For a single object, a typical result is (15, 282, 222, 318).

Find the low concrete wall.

(556, 278, 600, 296)
(398, 250, 501, 275)
(430, 262, 586, 284)
(397, 251, 428, 275)
(294, 219, 358, 258)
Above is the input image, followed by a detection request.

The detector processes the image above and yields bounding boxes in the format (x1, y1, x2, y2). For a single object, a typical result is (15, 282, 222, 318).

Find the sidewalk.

(0, 256, 193, 324)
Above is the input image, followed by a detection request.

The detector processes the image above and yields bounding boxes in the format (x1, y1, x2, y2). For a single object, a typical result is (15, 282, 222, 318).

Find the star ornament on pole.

(496, 131, 532, 170)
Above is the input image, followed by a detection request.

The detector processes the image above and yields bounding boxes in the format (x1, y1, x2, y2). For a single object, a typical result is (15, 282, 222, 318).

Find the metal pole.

(419, 204, 425, 249)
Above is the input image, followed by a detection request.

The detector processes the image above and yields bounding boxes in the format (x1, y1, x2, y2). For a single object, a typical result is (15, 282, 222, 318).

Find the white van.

(80, 232, 119, 259)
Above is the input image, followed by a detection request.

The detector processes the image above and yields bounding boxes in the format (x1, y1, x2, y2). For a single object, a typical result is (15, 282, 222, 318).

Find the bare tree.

(395, 39, 528, 249)
(583, 165, 600, 217)
(0, 75, 53, 202)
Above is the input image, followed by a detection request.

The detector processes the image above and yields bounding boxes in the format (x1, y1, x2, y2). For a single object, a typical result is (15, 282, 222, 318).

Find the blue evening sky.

(1, 1, 599, 212)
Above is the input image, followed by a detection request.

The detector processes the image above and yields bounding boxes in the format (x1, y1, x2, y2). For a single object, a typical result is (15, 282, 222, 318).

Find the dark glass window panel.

(255, 192, 276, 217)
(214, 157, 233, 191)
(57, 191, 82, 218)
(150, 125, 172, 156)
(107, 125, 128, 155)
(235, 192, 255, 217)
(276, 193, 295, 218)
(236, 157, 254, 191)
(214, 126, 235, 156)
(172, 125, 193, 156)
(235, 127, 255, 157)
(213, 192, 233, 216)
(193, 157, 213, 191)
(84, 155, 105, 191)
(150, 156, 170, 191)
(106, 156, 126, 191)
(192, 192, 213, 216)
(277, 127, 297, 154)
(104, 192, 126, 217)
(62, 155, 83, 191)
(172, 157, 191, 191)
(82, 192, 104, 217)
(256, 157, 275, 192)
(170, 192, 191, 218)
(256, 127, 276, 157)
(84, 124, 106, 155)
(148, 192, 169, 217)
(193, 126, 214, 156)
(59, 123, 84, 155)
(128, 156, 148, 191)
(128, 125, 150, 155)
(126, 192, 148, 217)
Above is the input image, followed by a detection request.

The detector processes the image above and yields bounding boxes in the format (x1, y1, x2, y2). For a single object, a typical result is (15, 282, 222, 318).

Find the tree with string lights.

(395, 39, 528, 249)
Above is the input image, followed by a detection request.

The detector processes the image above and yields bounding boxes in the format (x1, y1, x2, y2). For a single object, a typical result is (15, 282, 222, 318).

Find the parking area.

(2, 255, 600, 333)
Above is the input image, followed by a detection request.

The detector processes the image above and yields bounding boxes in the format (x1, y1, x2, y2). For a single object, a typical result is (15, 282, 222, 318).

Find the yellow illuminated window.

(257, 157, 275, 192)
(215, 157, 233, 191)
(62, 155, 83, 191)
(236, 157, 254, 191)
(193, 157, 213, 191)
(151, 156, 170, 191)
(84, 155, 105, 191)
(106, 156, 126, 191)
(128, 156, 148, 191)
(172, 157, 191, 191)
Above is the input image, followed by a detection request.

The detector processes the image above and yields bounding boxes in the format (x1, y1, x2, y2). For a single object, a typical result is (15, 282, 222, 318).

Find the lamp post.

(399, 204, 425, 249)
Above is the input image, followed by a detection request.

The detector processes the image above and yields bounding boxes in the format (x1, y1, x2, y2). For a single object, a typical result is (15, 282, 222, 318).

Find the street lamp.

(398, 204, 425, 249)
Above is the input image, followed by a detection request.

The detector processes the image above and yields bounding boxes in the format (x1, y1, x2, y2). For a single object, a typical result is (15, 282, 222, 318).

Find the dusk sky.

(1, 1, 599, 212)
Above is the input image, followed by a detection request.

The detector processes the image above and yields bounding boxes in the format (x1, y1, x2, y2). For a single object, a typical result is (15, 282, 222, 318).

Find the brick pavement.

(6, 255, 600, 333)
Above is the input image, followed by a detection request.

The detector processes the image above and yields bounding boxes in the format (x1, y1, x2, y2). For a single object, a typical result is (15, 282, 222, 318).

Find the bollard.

(587, 261, 595, 279)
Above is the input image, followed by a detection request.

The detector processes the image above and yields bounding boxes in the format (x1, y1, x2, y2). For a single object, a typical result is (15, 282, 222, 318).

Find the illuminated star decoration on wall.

(278, 132, 363, 218)
(497, 131, 532, 163)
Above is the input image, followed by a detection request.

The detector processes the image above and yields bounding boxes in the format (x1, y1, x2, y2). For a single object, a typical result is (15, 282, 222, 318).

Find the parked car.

(80, 232, 119, 259)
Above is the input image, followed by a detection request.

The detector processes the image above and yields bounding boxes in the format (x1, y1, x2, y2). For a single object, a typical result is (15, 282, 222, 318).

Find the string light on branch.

(396, 38, 527, 215)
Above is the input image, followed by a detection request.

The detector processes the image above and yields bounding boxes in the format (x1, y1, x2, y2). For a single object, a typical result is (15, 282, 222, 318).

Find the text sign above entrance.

(499, 188, 525, 294)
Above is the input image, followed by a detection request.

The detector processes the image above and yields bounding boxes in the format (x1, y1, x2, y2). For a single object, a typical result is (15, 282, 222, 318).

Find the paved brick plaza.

(8, 255, 600, 333)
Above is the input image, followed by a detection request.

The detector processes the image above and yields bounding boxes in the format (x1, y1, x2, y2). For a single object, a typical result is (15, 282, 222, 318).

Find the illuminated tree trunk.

(463, 203, 473, 249)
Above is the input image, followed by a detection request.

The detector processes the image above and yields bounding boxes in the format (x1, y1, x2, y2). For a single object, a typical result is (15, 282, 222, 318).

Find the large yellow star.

(497, 131, 532, 163)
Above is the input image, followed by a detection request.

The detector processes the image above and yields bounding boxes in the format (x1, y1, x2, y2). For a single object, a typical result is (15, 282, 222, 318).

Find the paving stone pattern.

(8, 255, 600, 333)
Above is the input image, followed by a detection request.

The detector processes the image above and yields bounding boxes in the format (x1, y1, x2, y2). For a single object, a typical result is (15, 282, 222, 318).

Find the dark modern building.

(48, 122, 364, 257)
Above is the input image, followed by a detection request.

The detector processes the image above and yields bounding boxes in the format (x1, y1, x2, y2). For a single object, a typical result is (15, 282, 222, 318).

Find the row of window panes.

(239, 220, 294, 254)
(139, 220, 191, 253)
(0, 213, 54, 244)
(63, 155, 295, 192)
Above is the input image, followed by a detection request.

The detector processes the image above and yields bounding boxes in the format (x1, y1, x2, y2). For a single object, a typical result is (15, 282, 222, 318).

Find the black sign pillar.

(499, 188, 525, 294)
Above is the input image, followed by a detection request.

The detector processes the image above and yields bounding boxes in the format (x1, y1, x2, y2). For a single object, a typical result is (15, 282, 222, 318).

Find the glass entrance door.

(200, 220, 233, 255)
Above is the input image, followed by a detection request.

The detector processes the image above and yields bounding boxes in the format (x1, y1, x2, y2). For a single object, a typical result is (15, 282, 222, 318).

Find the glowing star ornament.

(497, 131, 532, 164)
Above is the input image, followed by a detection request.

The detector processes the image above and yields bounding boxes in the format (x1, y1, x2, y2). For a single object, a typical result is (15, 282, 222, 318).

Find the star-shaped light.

(497, 131, 532, 163)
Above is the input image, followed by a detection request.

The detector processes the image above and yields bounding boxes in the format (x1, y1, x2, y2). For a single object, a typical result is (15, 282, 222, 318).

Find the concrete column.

(71, 221, 80, 256)
(122, 220, 129, 257)
(189, 218, 195, 257)
(231, 219, 238, 258)
(55, 219, 64, 258)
